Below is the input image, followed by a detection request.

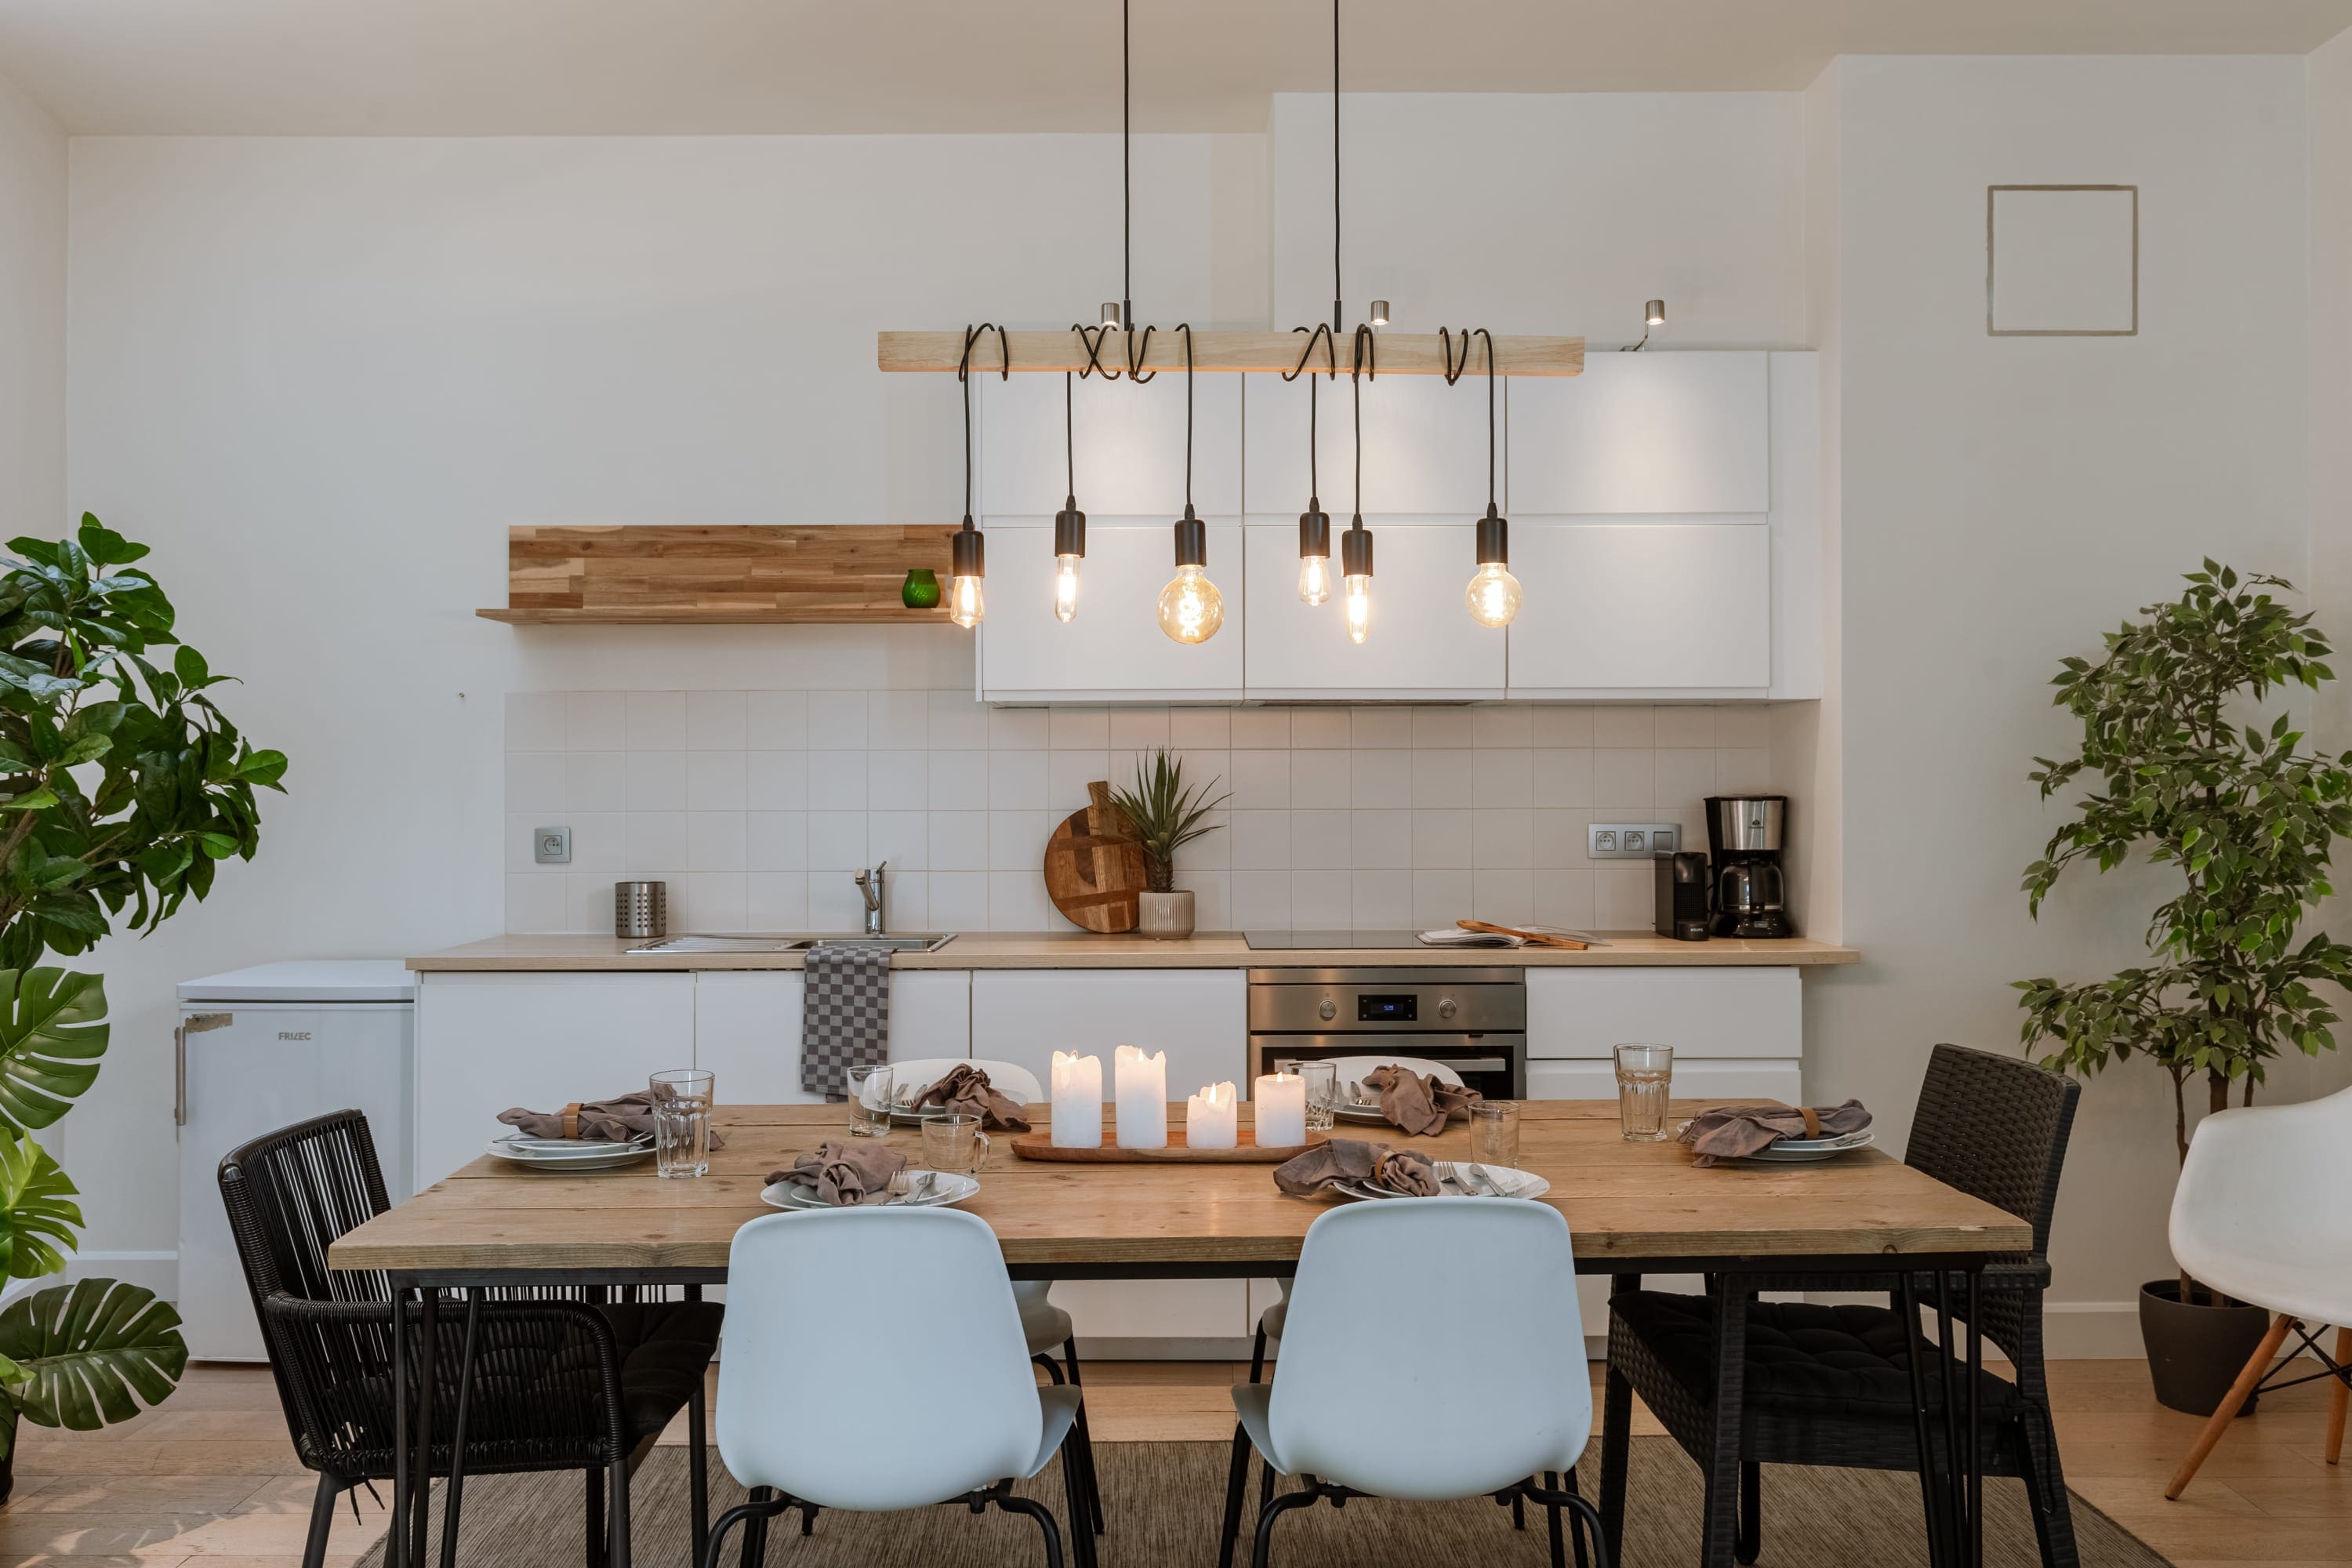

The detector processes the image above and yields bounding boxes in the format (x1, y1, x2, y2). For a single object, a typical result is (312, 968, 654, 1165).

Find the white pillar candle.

(1050, 1051, 1103, 1149)
(1256, 1072, 1307, 1148)
(1186, 1081, 1239, 1150)
(1114, 1044, 1169, 1149)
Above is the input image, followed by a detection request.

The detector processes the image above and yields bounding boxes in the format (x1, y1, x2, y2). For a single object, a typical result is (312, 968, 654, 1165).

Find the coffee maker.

(1704, 795, 1793, 938)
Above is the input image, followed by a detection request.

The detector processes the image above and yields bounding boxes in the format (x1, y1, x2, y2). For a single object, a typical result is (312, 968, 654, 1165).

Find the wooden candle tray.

(1009, 1129, 1319, 1164)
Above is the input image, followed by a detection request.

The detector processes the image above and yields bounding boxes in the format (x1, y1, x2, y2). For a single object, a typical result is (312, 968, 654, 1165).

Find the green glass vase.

(901, 568, 942, 610)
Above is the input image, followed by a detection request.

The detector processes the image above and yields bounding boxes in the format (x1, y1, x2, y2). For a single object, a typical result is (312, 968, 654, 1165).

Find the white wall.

(1813, 56, 2331, 1353)
(0, 67, 64, 546)
(59, 131, 1245, 1274)
(1270, 92, 1808, 344)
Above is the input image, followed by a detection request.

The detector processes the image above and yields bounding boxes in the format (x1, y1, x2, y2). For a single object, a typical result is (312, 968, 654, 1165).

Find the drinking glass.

(1614, 1043, 1675, 1142)
(920, 1112, 990, 1179)
(846, 1063, 894, 1139)
(1468, 1101, 1521, 1168)
(1296, 1061, 1340, 1132)
(648, 1069, 713, 1178)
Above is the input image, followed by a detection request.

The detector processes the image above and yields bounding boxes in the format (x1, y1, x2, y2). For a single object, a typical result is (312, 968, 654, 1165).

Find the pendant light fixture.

(1461, 328, 1523, 627)
(1053, 370, 1084, 623)
(1156, 325, 1224, 644)
(947, 323, 1005, 630)
(1297, 372, 1332, 604)
(1341, 325, 1375, 644)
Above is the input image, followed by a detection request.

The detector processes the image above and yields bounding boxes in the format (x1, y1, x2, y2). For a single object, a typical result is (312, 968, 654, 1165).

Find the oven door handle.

(1439, 1058, 1509, 1074)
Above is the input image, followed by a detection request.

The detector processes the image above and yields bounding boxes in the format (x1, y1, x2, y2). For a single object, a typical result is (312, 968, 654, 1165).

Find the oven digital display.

(1356, 993, 1417, 1022)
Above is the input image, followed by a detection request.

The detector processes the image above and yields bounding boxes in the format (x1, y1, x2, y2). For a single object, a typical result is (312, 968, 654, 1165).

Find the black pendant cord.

(1479, 325, 1497, 508)
(1284, 321, 1338, 382)
(1178, 322, 1195, 510)
(1331, 0, 1341, 331)
(1309, 374, 1318, 495)
(1123, 0, 1133, 331)
(956, 323, 1008, 521)
(1350, 323, 1374, 516)
(1065, 370, 1076, 497)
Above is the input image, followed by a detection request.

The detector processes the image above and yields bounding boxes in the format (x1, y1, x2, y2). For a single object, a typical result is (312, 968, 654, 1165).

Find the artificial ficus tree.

(0, 516, 285, 1475)
(2015, 563, 2352, 1298)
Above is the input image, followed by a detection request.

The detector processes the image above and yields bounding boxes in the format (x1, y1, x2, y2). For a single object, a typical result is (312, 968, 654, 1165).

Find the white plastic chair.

(1220, 1198, 1603, 1568)
(706, 1207, 1094, 1568)
(1247, 1054, 1469, 1381)
(882, 1056, 1102, 1530)
(2163, 1084, 2352, 1497)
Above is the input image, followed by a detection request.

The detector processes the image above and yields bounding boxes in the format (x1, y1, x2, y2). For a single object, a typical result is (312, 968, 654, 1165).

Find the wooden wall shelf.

(877, 329, 1584, 377)
(479, 524, 956, 626)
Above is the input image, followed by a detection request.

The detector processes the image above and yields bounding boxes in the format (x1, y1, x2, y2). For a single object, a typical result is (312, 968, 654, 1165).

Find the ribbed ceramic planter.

(1136, 890, 1196, 940)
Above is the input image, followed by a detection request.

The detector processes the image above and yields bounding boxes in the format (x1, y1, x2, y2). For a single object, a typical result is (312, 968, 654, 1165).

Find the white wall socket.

(1588, 822, 1682, 858)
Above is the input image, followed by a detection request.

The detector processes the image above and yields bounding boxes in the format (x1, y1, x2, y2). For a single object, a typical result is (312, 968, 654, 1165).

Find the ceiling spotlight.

(1624, 298, 1668, 351)
(1100, 302, 1124, 331)
(1369, 300, 1390, 327)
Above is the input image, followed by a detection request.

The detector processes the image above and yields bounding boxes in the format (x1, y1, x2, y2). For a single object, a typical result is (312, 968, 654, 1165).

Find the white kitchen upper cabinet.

(978, 367, 1240, 518)
(1504, 523, 1771, 696)
(975, 520, 1246, 701)
(1242, 519, 1505, 699)
(1525, 967, 1800, 1061)
(1766, 351, 1822, 700)
(1508, 353, 1769, 516)
(1243, 371, 1501, 517)
(971, 969, 1246, 1094)
(694, 969, 971, 1104)
(415, 972, 694, 1187)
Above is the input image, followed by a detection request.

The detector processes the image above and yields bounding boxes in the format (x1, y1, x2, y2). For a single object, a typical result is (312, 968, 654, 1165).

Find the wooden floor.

(3, 1358, 2343, 1566)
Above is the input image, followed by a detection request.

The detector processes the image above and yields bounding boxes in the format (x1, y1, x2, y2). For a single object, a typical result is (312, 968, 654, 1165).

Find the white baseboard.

(2042, 1301, 2145, 1359)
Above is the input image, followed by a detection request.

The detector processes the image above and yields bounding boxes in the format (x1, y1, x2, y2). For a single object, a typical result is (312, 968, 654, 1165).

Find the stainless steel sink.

(627, 933, 957, 955)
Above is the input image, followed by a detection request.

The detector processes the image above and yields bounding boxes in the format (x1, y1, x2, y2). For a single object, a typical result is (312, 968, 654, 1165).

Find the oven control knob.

(1319, 997, 1338, 1020)
(1438, 996, 1457, 1020)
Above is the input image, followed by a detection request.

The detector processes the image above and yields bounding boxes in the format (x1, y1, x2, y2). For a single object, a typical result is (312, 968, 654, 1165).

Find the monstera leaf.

(0, 969, 107, 1132)
(0, 1127, 80, 1279)
(0, 1279, 184, 1446)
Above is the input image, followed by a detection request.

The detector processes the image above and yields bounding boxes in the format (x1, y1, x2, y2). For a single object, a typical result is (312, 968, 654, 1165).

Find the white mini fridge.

(176, 960, 415, 1361)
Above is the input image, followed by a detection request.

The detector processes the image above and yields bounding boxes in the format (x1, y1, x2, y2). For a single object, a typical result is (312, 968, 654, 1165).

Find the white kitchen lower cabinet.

(415, 972, 695, 1188)
(691, 970, 971, 1103)
(1526, 967, 1800, 1061)
(973, 968, 1249, 1350)
(1525, 1058, 1800, 1103)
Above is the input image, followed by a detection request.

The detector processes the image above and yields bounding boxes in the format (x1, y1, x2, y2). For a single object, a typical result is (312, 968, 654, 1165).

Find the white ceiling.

(3, 0, 2350, 136)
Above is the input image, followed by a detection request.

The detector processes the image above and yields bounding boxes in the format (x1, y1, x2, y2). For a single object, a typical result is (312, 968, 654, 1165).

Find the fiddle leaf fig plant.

(0, 515, 282, 1474)
(2015, 563, 2352, 1297)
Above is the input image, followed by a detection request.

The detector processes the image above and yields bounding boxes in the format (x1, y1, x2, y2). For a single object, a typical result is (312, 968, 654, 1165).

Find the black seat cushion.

(599, 1300, 724, 1443)
(1613, 1290, 2027, 1423)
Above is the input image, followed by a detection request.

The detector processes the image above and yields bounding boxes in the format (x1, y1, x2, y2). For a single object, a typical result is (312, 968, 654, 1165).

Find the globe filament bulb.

(1465, 562, 1523, 628)
(1157, 564, 1225, 644)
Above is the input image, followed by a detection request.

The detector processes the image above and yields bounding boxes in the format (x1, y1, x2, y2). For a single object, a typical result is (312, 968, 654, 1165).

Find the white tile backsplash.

(506, 695, 1798, 935)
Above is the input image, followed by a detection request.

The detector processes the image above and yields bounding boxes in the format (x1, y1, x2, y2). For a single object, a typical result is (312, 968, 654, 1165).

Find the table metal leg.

(437, 1290, 481, 1568)
(686, 1284, 710, 1568)
(1896, 1272, 1947, 1568)
(1933, 1270, 1965, 1566)
(1699, 1278, 1750, 1568)
(1966, 1271, 1983, 1568)
(1599, 1273, 1638, 1566)
(390, 1283, 411, 1568)
(409, 1288, 440, 1568)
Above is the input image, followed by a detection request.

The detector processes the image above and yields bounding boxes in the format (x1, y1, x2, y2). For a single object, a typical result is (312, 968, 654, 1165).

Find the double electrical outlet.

(1587, 822, 1682, 858)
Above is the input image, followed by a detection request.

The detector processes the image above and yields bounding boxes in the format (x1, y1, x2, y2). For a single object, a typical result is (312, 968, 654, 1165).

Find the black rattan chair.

(1600, 1045, 2082, 1568)
(219, 1109, 722, 1568)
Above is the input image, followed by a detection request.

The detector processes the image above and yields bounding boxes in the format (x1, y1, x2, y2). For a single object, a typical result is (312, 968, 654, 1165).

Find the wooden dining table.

(333, 1099, 2030, 1568)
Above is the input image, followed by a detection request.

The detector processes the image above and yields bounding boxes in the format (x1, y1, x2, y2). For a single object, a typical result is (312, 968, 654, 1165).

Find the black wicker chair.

(1601, 1045, 2082, 1568)
(218, 1109, 723, 1568)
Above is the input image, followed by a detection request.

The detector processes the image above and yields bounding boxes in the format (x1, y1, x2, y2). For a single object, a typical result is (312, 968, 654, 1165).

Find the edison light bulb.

(1343, 575, 1372, 644)
(1053, 554, 1081, 622)
(1465, 562, 1523, 628)
(949, 574, 985, 629)
(1157, 565, 1225, 644)
(1298, 553, 1330, 605)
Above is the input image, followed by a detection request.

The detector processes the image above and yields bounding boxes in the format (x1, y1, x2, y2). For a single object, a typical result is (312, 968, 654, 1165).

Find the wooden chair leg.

(2326, 1326, 2350, 1467)
(2167, 1313, 2297, 1499)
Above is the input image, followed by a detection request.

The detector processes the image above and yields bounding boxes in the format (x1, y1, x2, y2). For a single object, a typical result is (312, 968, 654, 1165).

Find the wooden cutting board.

(1044, 781, 1149, 933)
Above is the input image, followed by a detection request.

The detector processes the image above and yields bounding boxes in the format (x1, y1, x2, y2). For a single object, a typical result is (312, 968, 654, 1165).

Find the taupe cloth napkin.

(1362, 1065, 1483, 1138)
(915, 1064, 1033, 1132)
(1679, 1100, 1871, 1167)
(771, 1141, 909, 1206)
(1273, 1138, 1440, 1198)
(498, 1090, 725, 1149)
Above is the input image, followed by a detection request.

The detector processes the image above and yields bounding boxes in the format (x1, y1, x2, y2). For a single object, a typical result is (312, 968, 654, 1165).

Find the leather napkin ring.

(1800, 1107, 1820, 1139)
(561, 1102, 583, 1139)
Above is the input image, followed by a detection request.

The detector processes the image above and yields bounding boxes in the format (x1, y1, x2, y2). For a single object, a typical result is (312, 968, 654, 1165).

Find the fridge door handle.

(176, 1012, 234, 1129)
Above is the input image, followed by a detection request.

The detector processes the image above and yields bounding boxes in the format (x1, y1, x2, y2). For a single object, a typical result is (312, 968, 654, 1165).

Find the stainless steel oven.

(1246, 967, 1526, 1099)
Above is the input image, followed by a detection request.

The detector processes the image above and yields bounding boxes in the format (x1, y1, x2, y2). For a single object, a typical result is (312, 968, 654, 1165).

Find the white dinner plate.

(758, 1170, 980, 1211)
(487, 1135, 654, 1171)
(1334, 1102, 1469, 1126)
(1675, 1123, 1876, 1163)
(1335, 1162, 1550, 1203)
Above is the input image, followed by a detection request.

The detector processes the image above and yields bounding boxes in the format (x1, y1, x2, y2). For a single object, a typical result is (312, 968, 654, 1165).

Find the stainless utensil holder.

(615, 880, 668, 940)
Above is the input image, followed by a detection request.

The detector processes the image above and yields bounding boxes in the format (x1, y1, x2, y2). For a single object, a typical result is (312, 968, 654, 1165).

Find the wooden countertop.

(408, 931, 1859, 972)
(331, 1100, 2020, 1279)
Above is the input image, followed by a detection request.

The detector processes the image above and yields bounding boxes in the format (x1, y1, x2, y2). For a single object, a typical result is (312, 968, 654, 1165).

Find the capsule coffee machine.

(1704, 795, 1792, 938)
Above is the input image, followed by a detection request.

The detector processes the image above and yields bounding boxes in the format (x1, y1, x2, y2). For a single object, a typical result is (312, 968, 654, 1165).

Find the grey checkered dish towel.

(800, 944, 892, 1098)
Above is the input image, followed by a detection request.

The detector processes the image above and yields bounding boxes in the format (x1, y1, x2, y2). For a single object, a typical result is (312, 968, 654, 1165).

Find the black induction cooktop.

(1242, 930, 1424, 949)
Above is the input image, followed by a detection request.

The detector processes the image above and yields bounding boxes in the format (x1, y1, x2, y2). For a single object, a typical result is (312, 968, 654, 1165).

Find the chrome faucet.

(852, 862, 887, 935)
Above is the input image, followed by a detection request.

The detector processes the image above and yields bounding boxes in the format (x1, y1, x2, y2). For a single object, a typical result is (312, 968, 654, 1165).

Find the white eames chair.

(2164, 1083, 2352, 1498)
(1220, 1197, 1605, 1568)
(884, 1056, 1105, 1533)
(703, 1207, 1095, 1568)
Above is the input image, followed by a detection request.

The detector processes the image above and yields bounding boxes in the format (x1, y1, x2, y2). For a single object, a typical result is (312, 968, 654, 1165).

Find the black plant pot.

(0, 1443, 13, 1506)
(2140, 1278, 2275, 1416)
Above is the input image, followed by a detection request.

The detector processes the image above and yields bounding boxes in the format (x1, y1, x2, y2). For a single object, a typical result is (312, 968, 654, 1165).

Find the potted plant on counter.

(0, 517, 285, 1498)
(2015, 561, 2352, 1415)
(1110, 749, 1228, 939)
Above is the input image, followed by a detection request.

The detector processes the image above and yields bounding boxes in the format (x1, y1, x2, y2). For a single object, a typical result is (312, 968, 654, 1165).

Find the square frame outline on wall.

(1984, 183, 2140, 338)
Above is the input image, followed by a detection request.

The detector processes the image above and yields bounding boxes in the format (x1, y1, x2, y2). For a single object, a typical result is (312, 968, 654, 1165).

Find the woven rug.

(361, 1438, 2167, 1567)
